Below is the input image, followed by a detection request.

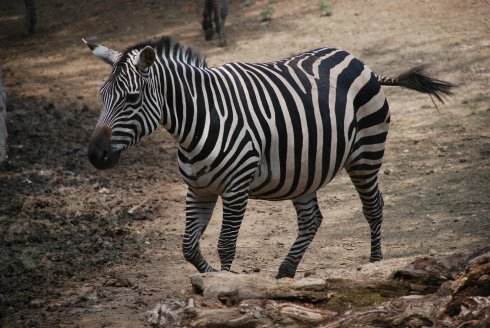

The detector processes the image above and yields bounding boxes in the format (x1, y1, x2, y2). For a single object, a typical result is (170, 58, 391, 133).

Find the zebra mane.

(118, 36, 207, 69)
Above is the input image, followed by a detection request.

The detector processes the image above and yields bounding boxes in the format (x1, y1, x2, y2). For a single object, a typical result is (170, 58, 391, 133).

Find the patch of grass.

(326, 289, 386, 312)
(260, 0, 274, 22)
(320, 0, 332, 16)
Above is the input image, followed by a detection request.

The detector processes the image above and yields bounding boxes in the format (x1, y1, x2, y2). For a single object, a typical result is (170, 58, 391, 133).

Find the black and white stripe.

(87, 37, 453, 278)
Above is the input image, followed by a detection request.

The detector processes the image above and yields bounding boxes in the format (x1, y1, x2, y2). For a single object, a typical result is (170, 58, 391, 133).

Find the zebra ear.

(136, 46, 156, 72)
(82, 38, 121, 65)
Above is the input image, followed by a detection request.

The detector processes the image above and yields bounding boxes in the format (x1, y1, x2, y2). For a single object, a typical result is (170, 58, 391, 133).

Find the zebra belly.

(248, 121, 356, 201)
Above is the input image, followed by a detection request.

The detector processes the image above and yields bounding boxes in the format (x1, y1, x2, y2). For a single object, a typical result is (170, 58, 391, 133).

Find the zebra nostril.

(88, 126, 120, 170)
(102, 150, 109, 161)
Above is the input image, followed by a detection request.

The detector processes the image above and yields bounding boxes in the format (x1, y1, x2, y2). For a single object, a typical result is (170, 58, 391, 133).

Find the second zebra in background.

(202, 0, 228, 47)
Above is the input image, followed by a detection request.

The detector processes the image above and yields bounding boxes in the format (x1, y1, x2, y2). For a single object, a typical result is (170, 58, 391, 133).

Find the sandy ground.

(0, 0, 489, 326)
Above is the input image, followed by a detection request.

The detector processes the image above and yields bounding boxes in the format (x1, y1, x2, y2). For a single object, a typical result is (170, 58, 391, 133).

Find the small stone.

(29, 299, 44, 308)
(304, 270, 316, 278)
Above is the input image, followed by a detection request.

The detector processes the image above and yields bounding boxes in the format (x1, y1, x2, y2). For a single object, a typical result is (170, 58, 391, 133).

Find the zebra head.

(84, 39, 160, 170)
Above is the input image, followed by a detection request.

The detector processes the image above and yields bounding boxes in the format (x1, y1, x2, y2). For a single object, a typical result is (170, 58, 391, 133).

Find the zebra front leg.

(277, 193, 323, 279)
(349, 172, 384, 262)
(218, 189, 249, 271)
(182, 189, 218, 272)
(214, 6, 227, 47)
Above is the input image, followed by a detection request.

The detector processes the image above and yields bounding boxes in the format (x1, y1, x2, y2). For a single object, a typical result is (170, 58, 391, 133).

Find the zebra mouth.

(88, 126, 122, 170)
(88, 145, 121, 170)
(111, 144, 126, 153)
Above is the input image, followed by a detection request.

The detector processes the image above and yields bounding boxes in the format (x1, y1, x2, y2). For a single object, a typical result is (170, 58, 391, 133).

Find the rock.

(29, 298, 45, 308)
(145, 299, 188, 327)
(103, 275, 133, 288)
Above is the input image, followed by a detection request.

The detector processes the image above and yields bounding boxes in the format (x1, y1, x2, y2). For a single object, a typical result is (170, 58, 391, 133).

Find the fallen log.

(146, 248, 490, 328)
(190, 272, 330, 304)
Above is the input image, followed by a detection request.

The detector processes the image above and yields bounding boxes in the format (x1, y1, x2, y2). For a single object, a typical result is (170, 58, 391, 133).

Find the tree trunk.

(25, 0, 37, 34)
(0, 70, 7, 164)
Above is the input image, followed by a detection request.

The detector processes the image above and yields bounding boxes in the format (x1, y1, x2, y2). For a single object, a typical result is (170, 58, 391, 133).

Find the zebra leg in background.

(218, 189, 249, 271)
(348, 171, 384, 262)
(214, 1, 227, 47)
(202, 0, 214, 41)
(183, 190, 218, 272)
(277, 193, 323, 279)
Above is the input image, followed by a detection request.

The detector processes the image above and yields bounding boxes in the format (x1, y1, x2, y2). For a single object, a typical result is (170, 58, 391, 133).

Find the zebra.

(83, 37, 453, 278)
(202, 0, 228, 47)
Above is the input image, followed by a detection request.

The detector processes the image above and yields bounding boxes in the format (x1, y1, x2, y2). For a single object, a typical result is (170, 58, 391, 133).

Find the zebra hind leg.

(182, 190, 218, 272)
(348, 171, 384, 262)
(277, 193, 323, 279)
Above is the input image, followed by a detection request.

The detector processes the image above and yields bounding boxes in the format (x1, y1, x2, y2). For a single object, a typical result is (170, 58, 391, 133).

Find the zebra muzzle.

(88, 126, 121, 170)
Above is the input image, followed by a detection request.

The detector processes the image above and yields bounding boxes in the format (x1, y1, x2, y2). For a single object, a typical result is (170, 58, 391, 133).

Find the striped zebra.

(83, 37, 453, 278)
(202, 0, 228, 46)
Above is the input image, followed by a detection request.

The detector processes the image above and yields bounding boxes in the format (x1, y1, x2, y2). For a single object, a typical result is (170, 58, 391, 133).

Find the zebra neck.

(161, 62, 215, 153)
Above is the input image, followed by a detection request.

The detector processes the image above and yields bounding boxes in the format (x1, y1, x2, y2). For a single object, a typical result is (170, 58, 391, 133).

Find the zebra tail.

(376, 65, 455, 103)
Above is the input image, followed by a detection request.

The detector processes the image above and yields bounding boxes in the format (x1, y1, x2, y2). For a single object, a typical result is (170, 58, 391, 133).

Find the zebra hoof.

(218, 39, 227, 47)
(276, 263, 297, 279)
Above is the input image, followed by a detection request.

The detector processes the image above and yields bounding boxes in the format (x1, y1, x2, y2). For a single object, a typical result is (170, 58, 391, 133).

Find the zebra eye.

(126, 93, 139, 103)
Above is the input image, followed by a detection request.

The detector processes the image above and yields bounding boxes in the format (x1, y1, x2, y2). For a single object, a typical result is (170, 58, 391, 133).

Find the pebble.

(304, 270, 316, 277)
(29, 299, 45, 308)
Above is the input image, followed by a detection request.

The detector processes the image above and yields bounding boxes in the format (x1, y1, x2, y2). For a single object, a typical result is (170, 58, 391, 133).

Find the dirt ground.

(0, 0, 489, 327)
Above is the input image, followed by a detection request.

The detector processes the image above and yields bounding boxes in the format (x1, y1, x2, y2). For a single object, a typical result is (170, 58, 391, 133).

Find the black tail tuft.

(378, 65, 455, 103)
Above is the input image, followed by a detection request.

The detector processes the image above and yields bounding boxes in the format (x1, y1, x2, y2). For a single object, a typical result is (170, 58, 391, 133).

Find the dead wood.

(147, 248, 490, 328)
